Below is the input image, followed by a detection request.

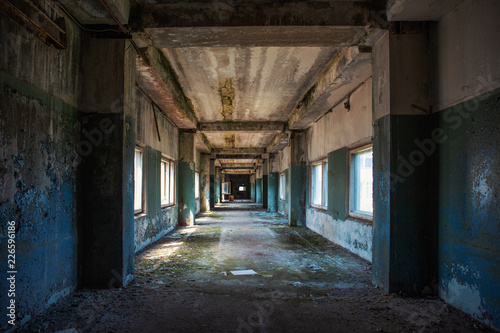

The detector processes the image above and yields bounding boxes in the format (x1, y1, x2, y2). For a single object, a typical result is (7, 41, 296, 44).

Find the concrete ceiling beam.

(195, 133, 211, 153)
(58, 0, 130, 25)
(266, 133, 289, 153)
(216, 154, 262, 160)
(198, 121, 286, 133)
(212, 148, 266, 155)
(131, 1, 382, 30)
(288, 46, 372, 130)
(221, 163, 255, 168)
(136, 46, 197, 130)
(386, 0, 465, 21)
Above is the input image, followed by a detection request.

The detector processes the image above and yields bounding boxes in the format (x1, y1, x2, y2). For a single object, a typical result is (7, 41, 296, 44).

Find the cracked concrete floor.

(21, 203, 492, 333)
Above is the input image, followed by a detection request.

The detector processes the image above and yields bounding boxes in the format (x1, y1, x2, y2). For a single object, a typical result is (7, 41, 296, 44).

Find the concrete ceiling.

(128, 0, 386, 171)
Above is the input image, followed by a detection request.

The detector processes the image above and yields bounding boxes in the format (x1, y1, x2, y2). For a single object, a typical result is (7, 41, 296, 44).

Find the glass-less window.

(195, 171, 200, 199)
(161, 158, 175, 206)
(350, 146, 373, 217)
(279, 172, 286, 201)
(311, 159, 327, 208)
(134, 148, 143, 213)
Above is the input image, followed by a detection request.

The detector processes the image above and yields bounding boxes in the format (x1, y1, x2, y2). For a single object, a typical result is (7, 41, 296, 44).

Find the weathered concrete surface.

(79, 36, 136, 288)
(386, 0, 465, 21)
(307, 78, 372, 161)
(289, 47, 371, 129)
(200, 154, 210, 212)
(433, 89, 500, 329)
(268, 172, 279, 212)
(132, 1, 380, 29)
(136, 46, 197, 129)
(136, 92, 178, 159)
(430, 0, 500, 112)
(58, 0, 130, 25)
(199, 121, 285, 133)
(205, 133, 276, 149)
(18, 204, 494, 333)
(0, 73, 79, 330)
(267, 132, 289, 153)
(178, 132, 196, 226)
(288, 132, 307, 227)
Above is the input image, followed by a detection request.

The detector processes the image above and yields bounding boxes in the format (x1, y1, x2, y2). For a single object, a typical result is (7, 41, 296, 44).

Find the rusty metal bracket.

(0, 0, 66, 49)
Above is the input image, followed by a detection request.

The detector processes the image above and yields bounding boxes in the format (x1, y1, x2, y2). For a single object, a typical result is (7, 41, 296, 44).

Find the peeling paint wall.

(134, 93, 178, 252)
(0, 7, 82, 328)
(304, 77, 373, 260)
(428, 1, 500, 328)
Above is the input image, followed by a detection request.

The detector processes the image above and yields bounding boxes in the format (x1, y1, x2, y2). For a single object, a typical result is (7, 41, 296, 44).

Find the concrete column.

(178, 131, 196, 225)
(288, 131, 307, 227)
(256, 166, 262, 204)
(200, 153, 210, 212)
(372, 28, 433, 294)
(262, 155, 269, 209)
(79, 36, 135, 287)
(215, 166, 221, 204)
(209, 156, 215, 208)
(250, 173, 256, 202)
(268, 154, 279, 212)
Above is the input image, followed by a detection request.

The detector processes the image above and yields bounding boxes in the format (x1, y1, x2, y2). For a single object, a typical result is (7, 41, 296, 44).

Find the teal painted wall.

(433, 89, 500, 328)
(250, 180, 255, 201)
(328, 148, 348, 220)
(289, 162, 306, 226)
(262, 175, 268, 209)
(256, 178, 262, 203)
(0, 72, 80, 326)
(268, 172, 279, 212)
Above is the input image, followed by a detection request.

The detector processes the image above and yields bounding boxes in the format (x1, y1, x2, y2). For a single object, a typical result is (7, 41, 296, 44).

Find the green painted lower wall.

(289, 162, 306, 226)
(328, 148, 347, 220)
(433, 89, 500, 329)
(256, 178, 262, 203)
(178, 162, 195, 225)
(268, 172, 279, 212)
(262, 175, 268, 209)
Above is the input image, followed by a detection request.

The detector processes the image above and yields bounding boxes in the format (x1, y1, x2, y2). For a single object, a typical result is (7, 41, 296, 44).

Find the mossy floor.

(20, 203, 493, 332)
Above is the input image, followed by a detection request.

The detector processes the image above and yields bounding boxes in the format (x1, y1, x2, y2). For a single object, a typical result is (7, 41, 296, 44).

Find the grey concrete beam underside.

(198, 121, 286, 133)
(221, 163, 255, 169)
(386, 0, 465, 21)
(136, 46, 197, 130)
(58, 0, 130, 25)
(212, 148, 266, 155)
(267, 132, 290, 153)
(130, 1, 382, 31)
(288, 46, 372, 130)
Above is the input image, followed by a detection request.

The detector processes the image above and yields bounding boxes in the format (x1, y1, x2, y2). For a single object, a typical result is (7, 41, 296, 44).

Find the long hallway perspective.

(19, 203, 491, 333)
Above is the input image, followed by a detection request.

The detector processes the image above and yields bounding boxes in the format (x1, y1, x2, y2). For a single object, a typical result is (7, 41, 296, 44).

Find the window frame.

(348, 144, 373, 221)
(310, 158, 328, 210)
(134, 147, 145, 215)
(195, 170, 200, 199)
(161, 157, 176, 208)
(279, 171, 286, 201)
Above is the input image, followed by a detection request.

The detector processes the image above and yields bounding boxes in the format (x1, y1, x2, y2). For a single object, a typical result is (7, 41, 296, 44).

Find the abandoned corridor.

(19, 203, 492, 333)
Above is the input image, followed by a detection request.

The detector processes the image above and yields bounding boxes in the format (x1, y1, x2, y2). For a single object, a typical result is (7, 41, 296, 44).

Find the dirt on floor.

(19, 205, 493, 333)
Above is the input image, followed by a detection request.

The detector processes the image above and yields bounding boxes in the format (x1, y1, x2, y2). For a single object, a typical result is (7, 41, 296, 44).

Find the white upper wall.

(136, 92, 179, 160)
(307, 78, 373, 161)
(431, 0, 500, 111)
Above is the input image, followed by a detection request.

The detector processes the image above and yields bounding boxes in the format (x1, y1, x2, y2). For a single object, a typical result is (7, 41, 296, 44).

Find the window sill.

(161, 204, 175, 209)
(310, 205, 327, 211)
(134, 212, 147, 219)
(347, 213, 373, 225)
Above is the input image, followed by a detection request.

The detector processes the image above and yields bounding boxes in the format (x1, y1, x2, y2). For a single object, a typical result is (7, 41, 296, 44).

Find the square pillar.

(289, 131, 307, 227)
(178, 131, 196, 226)
(262, 155, 269, 209)
(79, 36, 136, 288)
(268, 154, 279, 212)
(372, 27, 433, 294)
(215, 166, 221, 204)
(209, 156, 215, 208)
(256, 167, 262, 204)
(200, 153, 210, 212)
